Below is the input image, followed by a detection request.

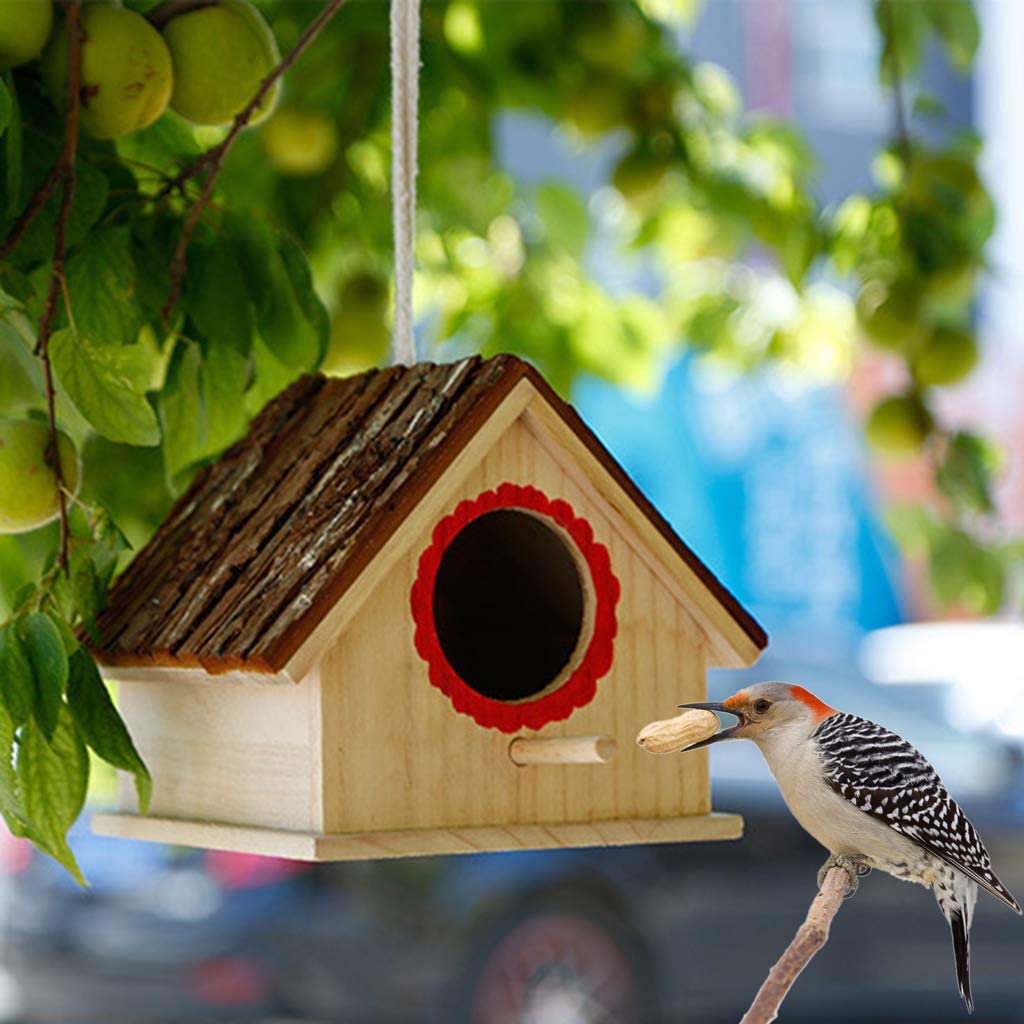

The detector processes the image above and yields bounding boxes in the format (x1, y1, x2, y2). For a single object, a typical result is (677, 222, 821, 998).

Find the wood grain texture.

(97, 360, 762, 855)
(520, 400, 762, 668)
(91, 812, 744, 861)
(508, 735, 617, 765)
(115, 671, 321, 831)
(317, 415, 713, 836)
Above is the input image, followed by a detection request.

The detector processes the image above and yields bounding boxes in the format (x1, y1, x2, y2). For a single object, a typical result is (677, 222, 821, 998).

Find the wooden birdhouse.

(91, 354, 766, 860)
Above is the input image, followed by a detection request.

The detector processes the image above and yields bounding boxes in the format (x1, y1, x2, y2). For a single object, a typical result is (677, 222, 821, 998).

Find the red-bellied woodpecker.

(679, 682, 1021, 1013)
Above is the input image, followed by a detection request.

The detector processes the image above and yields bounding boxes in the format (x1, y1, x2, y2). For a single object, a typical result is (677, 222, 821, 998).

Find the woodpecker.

(679, 682, 1021, 1012)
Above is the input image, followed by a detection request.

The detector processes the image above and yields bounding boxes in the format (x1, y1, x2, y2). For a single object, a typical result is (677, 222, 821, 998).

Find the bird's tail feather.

(949, 908, 973, 1013)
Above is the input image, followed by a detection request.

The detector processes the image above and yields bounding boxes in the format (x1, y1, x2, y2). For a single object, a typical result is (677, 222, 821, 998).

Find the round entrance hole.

(432, 509, 586, 702)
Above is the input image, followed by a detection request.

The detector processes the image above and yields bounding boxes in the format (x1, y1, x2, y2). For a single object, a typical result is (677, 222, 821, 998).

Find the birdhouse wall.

(115, 671, 322, 832)
(316, 412, 712, 836)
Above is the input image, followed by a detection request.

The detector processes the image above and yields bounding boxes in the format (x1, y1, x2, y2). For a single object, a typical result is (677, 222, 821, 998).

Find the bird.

(679, 681, 1021, 1013)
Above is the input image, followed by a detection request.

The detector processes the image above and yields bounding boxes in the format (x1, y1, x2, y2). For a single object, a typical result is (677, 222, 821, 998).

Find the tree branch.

(878, 0, 913, 166)
(160, 0, 349, 324)
(0, 168, 59, 262)
(739, 866, 855, 1024)
(37, 0, 84, 572)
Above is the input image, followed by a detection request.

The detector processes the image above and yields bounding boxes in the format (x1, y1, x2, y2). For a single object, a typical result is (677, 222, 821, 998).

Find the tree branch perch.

(740, 866, 856, 1024)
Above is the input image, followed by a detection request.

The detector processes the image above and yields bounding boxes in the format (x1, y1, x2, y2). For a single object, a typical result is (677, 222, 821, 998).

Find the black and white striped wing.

(813, 713, 1021, 914)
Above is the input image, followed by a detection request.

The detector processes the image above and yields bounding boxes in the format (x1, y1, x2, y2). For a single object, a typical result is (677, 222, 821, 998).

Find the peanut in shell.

(636, 709, 719, 753)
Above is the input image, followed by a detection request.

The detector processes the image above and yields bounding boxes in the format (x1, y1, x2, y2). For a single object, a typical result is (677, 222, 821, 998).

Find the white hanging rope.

(389, 0, 420, 367)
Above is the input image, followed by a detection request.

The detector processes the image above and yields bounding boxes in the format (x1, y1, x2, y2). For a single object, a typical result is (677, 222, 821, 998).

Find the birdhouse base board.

(91, 811, 744, 861)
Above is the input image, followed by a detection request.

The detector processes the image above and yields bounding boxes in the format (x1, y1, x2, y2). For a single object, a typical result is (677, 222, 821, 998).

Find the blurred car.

(0, 823, 664, 1024)
(1, 669, 1022, 1024)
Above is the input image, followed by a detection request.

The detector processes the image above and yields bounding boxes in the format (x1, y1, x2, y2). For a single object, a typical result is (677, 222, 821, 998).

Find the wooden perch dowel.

(740, 865, 854, 1024)
(509, 735, 617, 766)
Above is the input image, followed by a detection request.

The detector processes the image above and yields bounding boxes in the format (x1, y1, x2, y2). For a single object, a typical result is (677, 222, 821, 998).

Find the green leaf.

(47, 611, 80, 657)
(925, 0, 979, 73)
(159, 339, 248, 485)
(114, 112, 202, 179)
(18, 709, 88, 884)
(875, 0, 929, 84)
(277, 235, 330, 364)
(93, 512, 131, 584)
(231, 216, 276, 318)
(0, 294, 44, 398)
(780, 219, 818, 286)
(936, 431, 1000, 515)
(8, 123, 108, 264)
(184, 239, 254, 355)
(259, 235, 328, 369)
(69, 550, 103, 641)
(913, 92, 947, 121)
(2, 74, 20, 218)
(0, 77, 11, 141)
(536, 181, 589, 259)
(0, 699, 30, 838)
(233, 219, 326, 370)
(66, 649, 150, 813)
(64, 226, 145, 346)
(158, 339, 202, 485)
(16, 612, 67, 741)
(50, 328, 161, 445)
(0, 622, 33, 727)
(0, 537, 33, 621)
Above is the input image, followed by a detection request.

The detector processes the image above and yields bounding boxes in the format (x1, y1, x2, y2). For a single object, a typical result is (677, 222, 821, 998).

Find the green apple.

(913, 326, 978, 387)
(156, 0, 279, 127)
(576, 6, 646, 72)
(865, 396, 933, 456)
(562, 77, 626, 139)
(612, 149, 673, 207)
(0, 419, 80, 534)
(0, 0, 53, 69)
(42, 5, 173, 139)
(855, 280, 926, 353)
(261, 108, 339, 176)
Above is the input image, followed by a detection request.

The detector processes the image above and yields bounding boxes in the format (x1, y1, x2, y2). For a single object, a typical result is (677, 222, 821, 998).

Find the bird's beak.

(676, 702, 745, 750)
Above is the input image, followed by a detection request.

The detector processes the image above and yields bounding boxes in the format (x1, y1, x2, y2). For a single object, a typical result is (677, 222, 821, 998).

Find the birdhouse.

(91, 355, 766, 860)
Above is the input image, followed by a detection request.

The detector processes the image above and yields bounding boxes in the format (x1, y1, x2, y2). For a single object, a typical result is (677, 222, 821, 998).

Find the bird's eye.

(753, 699, 772, 715)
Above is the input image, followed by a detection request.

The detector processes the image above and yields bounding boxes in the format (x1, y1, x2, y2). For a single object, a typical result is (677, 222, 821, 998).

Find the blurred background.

(3, 0, 1024, 1021)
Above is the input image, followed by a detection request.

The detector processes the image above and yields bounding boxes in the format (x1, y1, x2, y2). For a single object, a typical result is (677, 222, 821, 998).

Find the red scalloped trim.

(410, 483, 620, 732)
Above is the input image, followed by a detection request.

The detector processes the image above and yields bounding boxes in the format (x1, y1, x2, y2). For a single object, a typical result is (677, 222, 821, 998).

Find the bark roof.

(92, 354, 766, 674)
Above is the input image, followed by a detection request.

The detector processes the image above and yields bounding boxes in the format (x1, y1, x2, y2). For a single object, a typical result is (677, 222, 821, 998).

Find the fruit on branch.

(855, 279, 926, 352)
(575, 4, 647, 72)
(0, 419, 79, 535)
(0, 0, 53, 69)
(913, 326, 978, 387)
(323, 271, 391, 375)
(562, 77, 627, 139)
(865, 395, 933, 456)
(261, 108, 339, 176)
(155, 0, 280, 127)
(612, 148, 674, 206)
(41, 5, 173, 140)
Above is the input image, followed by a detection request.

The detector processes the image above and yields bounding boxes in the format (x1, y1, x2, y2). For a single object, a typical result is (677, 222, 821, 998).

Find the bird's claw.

(817, 854, 871, 898)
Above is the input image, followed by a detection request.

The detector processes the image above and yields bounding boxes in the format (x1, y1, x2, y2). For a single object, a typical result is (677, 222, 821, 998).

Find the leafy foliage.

(0, 0, 1013, 876)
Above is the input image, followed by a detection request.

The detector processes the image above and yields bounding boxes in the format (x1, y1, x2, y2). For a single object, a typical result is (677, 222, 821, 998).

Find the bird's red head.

(786, 685, 836, 721)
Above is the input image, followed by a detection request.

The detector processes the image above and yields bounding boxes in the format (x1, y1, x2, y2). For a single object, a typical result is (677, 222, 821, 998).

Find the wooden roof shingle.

(92, 354, 766, 675)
